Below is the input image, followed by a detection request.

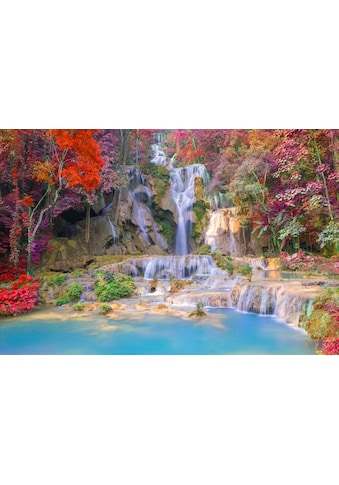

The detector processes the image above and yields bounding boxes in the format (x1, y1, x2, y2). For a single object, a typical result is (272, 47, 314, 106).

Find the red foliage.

(0, 273, 40, 316)
(279, 251, 339, 275)
(322, 338, 339, 355)
(50, 129, 104, 191)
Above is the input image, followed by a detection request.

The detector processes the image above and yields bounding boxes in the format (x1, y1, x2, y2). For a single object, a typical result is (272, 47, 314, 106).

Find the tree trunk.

(27, 247, 32, 276)
(85, 203, 91, 243)
(119, 129, 132, 166)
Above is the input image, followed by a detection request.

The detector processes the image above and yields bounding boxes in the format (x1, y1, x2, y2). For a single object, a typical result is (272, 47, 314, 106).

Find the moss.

(141, 163, 170, 204)
(169, 279, 193, 293)
(212, 253, 235, 274)
(192, 200, 210, 243)
(152, 207, 176, 248)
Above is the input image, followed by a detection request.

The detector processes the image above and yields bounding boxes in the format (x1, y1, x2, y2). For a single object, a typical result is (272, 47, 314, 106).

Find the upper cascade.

(170, 164, 210, 255)
(151, 143, 169, 167)
(151, 141, 210, 255)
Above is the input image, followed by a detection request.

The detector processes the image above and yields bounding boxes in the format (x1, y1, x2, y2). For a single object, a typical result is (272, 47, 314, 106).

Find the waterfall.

(99, 255, 226, 281)
(170, 164, 210, 254)
(107, 219, 118, 245)
(232, 283, 307, 325)
(128, 167, 167, 248)
(151, 141, 210, 255)
(151, 143, 168, 166)
(143, 255, 224, 280)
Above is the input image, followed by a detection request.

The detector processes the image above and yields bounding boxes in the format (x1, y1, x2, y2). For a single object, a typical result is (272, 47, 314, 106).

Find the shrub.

(55, 296, 71, 306)
(72, 268, 84, 278)
(66, 282, 84, 301)
(74, 302, 85, 311)
(52, 274, 69, 286)
(189, 302, 207, 318)
(322, 338, 339, 355)
(169, 279, 193, 293)
(196, 244, 212, 255)
(224, 261, 235, 275)
(238, 263, 253, 280)
(212, 253, 235, 274)
(0, 274, 40, 316)
(95, 273, 135, 302)
(305, 310, 336, 340)
(99, 303, 112, 315)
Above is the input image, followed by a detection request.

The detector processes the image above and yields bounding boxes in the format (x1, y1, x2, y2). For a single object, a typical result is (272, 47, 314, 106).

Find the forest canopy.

(0, 129, 338, 278)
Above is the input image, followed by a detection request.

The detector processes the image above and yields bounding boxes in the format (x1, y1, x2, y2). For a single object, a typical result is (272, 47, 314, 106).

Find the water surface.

(0, 307, 315, 355)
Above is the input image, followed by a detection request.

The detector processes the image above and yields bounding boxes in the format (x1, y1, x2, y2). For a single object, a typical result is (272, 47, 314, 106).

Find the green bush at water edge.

(66, 282, 84, 301)
(95, 272, 135, 302)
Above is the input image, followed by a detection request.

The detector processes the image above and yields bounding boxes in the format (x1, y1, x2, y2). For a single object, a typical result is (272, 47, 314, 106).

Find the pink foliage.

(322, 339, 339, 355)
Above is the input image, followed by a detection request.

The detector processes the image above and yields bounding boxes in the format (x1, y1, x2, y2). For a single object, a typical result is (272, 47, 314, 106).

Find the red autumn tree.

(18, 129, 104, 274)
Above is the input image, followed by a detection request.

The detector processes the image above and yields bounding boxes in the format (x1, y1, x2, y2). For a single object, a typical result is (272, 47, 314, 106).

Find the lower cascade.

(98, 253, 311, 327)
(166, 280, 311, 326)
(100, 254, 226, 280)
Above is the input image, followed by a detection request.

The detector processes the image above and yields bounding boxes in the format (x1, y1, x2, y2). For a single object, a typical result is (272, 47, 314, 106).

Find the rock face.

(204, 208, 243, 256)
(42, 151, 271, 268)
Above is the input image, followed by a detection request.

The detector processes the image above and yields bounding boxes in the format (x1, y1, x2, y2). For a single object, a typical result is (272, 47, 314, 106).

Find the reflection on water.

(0, 307, 315, 355)
(258, 270, 309, 280)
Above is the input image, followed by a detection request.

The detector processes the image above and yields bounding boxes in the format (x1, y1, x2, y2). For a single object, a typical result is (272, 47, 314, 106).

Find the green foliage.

(95, 272, 135, 302)
(317, 221, 339, 252)
(189, 301, 207, 318)
(158, 219, 176, 247)
(55, 296, 71, 306)
(74, 302, 85, 311)
(66, 282, 84, 300)
(313, 287, 339, 308)
(238, 263, 253, 280)
(71, 268, 84, 278)
(196, 244, 212, 255)
(142, 162, 170, 202)
(192, 200, 209, 242)
(224, 261, 235, 275)
(152, 206, 176, 247)
(99, 303, 112, 315)
(212, 253, 235, 275)
(278, 217, 306, 250)
(305, 310, 334, 340)
(47, 274, 69, 286)
(142, 162, 170, 182)
(169, 279, 193, 293)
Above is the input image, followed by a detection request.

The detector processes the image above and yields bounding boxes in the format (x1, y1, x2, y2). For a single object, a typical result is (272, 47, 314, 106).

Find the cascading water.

(151, 141, 210, 255)
(143, 255, 224, 280)
(99, 254, 226, 280)
(151, 143, 168, 167)
(128, 167, 167, 248)
(107, 219, 118, 245)
(170, 164, 210, 254)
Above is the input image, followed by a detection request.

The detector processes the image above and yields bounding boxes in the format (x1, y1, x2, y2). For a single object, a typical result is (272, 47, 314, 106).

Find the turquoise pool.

(0, 307, 315, 355)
